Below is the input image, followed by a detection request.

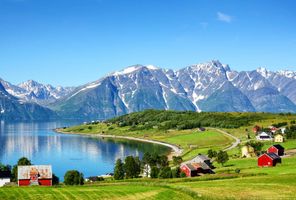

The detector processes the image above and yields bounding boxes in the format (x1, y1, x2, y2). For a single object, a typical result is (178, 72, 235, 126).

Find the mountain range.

(1, 60, 296, 120)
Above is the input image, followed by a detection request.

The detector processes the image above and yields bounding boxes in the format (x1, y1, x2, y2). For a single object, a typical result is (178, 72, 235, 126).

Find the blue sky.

(0, 0, 295, 86)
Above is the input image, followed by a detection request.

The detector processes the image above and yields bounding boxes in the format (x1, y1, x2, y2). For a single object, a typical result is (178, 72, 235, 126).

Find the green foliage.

(114, 159, 125, 180)
(172, 156, 183, 166)
(286, 125, 296, 139)
(124, 156, 140, 179)
(180, 171, 187, 178)
(158, 166, 172, 179)
(172, 167, 181, 178)
(246, 141, 264, 154)
(0, 163, 11, 172)
(150, 166, 160, 178)
(107, 110, 264, 131)
(141, 152, 169, 168)
(291, 120, 296, 124)
(64, 170, 84, 185)
(216, 151, 229, 166)
(17, 157, 32, 165)
(272, 122, 288, 128)
(207, 149, 217, 159)
(52, 173, 59, 185)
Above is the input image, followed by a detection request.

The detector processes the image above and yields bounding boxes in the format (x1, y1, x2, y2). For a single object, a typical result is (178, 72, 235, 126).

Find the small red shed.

(258, 153, 281, 167)
(267, 144, 285, 156)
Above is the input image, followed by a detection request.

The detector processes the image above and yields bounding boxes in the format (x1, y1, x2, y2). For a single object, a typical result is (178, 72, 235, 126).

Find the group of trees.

(286, 125, 296, 139)
(113, 153, 184, 180)
(108, 110, 265, 131)
(245, 141, 264, 155)
(114, 156, 141, 180)
(207, 150, 229, 166)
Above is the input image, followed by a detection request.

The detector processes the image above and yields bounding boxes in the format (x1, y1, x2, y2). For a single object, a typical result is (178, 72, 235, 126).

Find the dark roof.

(266, 153, 280, 160)
(271, 144, 285, 150)
(0, 171, 11, 178)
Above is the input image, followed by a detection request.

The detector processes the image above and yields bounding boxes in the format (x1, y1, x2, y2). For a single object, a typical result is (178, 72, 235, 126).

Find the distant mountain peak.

(112, 64, 159, 76)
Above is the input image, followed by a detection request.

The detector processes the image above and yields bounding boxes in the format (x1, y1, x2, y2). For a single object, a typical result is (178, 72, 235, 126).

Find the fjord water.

(0, 121, 170, 179)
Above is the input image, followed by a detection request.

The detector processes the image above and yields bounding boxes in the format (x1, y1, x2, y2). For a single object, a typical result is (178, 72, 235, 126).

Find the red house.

(267, 144, 285, 156)
(18, 165, 52, 186)
(180, 163, 213, 177)
(258, 153, 281, 167)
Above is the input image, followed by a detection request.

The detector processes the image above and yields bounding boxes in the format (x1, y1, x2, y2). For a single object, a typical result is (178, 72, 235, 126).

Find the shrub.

(158, 167, 172, 179)
(64, 170, 84, 185)
(150, 166, 159, 178)
(52, 173, 59, 185)
(180, 172, 187, 178)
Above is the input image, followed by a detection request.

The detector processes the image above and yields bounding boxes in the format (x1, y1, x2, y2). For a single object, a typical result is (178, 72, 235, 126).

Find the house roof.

(0, 171, 11, 178)
(195, 154, 210, 162)
(184, 164, 196, 171)
(271, 144, 285, 150)
(266, 153, 280, 160)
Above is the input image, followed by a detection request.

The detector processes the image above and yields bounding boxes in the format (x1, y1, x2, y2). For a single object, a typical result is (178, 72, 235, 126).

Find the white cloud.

(217, 12, 232, 23)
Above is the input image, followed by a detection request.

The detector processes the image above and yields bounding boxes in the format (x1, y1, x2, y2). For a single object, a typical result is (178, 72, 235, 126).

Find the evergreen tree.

(124, 156, 138, 178)
(114, 159, 124, 180)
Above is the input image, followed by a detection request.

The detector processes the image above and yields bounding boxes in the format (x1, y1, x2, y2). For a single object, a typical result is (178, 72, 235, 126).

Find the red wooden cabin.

(267, 144, 285, 156)
(258, 153, 281, 167)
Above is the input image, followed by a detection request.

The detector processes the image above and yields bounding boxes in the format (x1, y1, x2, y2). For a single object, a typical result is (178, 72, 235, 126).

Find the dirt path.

(210, 128, 241, 151)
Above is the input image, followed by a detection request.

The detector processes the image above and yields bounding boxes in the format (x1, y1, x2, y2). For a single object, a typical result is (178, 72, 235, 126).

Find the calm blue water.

(0, 120, 169, 180)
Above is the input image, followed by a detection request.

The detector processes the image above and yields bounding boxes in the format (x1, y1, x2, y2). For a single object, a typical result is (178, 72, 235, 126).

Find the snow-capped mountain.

(51, 60, 296, 119)
(0, 82, 57, 120)
(0, 79, 74, 105)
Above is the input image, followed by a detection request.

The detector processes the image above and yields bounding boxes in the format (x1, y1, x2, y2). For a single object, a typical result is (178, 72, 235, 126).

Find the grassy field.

(45, 111, 296, 199)
(1, 155, 296, 199)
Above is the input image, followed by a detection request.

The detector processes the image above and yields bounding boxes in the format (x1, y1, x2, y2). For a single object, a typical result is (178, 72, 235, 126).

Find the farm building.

(274, 134, 284, 143)
(256, 132, 272, 141)
(241, 145, 256, 158)
(180, 162, 213, 177)
(18, 165, 52, 186)
(268, 144, 285, 156)
(253, 125, 261, 133)
(185, 154, 214, 169)
(0, 171, 11, 187)
(258, 153, 281, 167)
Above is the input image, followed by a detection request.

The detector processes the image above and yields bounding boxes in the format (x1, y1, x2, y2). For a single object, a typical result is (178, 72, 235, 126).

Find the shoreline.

(54, 129, 183, 158)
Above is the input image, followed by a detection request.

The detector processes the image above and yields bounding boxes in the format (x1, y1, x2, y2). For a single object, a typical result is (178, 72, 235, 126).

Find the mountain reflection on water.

(0, 120, 170, 179)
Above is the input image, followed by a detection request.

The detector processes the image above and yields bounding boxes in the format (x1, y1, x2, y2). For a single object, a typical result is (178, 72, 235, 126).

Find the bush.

(150, 166, 160, 178)
(235, 168, 241, 174)
(172, 167, 181, 178)
(52, 173, 59, 185)
(180, 172, 187, 178)
(64, 170, 84, 185)
(158, 167, 172, 179)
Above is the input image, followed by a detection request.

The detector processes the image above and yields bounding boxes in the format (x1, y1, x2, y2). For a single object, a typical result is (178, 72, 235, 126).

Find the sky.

(0, 0, 295, 86)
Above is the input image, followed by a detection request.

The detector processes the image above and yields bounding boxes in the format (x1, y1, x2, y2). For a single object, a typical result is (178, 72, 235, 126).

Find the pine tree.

(114, 159, 124, 180)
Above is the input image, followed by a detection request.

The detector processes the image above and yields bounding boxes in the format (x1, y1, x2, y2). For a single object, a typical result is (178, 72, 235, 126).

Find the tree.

(216, 151, 229, 166)
(207, 149, 217, 159)
(246, 141, 264, 154)
(150, 166, 159, 178)
(124, 156, 140, 179)
(158, 155, 169, 168)
(158, 167, 172, 179)
(12, 157, 32, 182)
(64, 170, 84, 185)
(52, 173, 59, 185)
(172, 167, 181, 178)
(172, 156, 183, 166)
(114, 159, 124, 180)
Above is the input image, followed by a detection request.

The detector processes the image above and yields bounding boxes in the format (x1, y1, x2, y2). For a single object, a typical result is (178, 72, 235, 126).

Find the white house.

(0, 171, 11, 187)
(256, 132, 272, 141)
